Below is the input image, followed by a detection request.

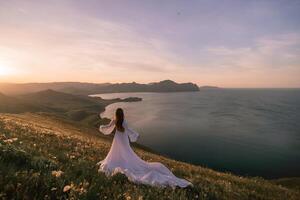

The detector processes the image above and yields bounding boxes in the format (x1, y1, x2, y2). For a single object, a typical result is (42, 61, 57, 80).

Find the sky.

(0, 0, 300, 87)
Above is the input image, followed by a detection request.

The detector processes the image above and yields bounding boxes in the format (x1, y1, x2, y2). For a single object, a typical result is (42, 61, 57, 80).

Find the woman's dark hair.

(115, 108, 125, 132)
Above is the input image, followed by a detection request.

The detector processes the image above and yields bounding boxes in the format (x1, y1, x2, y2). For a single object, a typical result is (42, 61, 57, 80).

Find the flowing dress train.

(97, 119, 192, 188)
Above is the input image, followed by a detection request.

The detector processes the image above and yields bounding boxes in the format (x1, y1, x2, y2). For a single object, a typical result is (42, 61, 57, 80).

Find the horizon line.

(0, 81, 299, 89)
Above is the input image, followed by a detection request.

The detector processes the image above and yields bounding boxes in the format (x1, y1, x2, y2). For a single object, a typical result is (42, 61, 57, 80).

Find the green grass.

(0, 113, 299, 200)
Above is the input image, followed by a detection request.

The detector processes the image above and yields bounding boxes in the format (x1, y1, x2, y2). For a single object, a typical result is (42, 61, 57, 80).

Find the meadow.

(0, 113, 299, 200)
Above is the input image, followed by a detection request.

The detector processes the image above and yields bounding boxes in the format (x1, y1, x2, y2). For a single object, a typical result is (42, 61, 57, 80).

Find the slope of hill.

(0, 92, 47, 113)
(0, 90, 139, 128)
(0, 80, 199, 95)
(0, 113, 299, 200)
(19, 89, 107, 111)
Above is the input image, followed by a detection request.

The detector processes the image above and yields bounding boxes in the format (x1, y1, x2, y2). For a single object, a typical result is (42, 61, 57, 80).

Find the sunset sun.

(0, 65, 14, 76)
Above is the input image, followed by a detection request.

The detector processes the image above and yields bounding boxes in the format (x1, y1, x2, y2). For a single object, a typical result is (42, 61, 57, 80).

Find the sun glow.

(0, 65, 15, 76)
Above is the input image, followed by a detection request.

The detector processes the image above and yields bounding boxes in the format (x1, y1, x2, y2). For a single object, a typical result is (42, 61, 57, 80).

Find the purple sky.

(0, 0, 300, 87)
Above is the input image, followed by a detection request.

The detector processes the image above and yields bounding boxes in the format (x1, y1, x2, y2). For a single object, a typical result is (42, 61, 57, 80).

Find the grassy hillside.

(0, 93, 48, 113)
(0, 113, 299, 200)
(0, 89, 141, 128)
(19, 89, 107, 110)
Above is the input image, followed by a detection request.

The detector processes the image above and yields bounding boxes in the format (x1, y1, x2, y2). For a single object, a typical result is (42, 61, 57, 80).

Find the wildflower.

(124, 192, 131, 200)
(63, 184, 73, 192)
(3, 138, 18, 143)
(51, 170, 63, 178)
(126, 196, 131, 200)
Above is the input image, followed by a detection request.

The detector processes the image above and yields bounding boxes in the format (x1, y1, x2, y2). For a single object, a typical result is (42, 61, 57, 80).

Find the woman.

(97, 108, 192, 188)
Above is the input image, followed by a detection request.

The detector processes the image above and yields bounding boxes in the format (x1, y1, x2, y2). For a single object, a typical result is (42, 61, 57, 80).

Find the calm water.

(93, 89, 300, 178)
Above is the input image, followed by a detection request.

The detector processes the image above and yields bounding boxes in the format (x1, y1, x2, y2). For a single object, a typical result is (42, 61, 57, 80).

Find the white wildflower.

(3, 138, 18, 143)
(63, 184, 73, 192)
(51, 170, 64, 178)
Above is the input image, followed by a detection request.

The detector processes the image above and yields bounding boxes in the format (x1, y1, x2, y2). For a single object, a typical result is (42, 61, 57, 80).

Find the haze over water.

(96, 89, 300, 179)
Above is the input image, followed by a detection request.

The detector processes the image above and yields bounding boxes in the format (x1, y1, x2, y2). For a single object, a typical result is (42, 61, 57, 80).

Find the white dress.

(97, 119, 192, 188)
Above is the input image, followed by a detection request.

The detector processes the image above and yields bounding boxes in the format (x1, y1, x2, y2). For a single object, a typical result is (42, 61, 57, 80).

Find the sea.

(92, 89, 300, 179)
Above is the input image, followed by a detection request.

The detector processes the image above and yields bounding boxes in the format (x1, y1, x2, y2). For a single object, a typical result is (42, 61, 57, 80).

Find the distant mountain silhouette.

(0, 80, 199, 95)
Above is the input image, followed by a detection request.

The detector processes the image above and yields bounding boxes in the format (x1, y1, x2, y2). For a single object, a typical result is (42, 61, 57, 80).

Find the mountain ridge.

(0, 80, 199, 95)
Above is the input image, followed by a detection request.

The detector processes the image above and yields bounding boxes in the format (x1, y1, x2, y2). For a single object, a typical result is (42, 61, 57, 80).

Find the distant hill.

(0, 80, 199, 95)
(0, 92, 47, 113)
(1, 89, 141, 127)
(19, 89, 106, 111)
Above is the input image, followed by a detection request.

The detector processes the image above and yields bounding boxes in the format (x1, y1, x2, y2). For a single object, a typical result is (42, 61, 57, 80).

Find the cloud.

(0, 0, 299, 87)
(204, 33, 300, 72)
(0, 2, 180, 80)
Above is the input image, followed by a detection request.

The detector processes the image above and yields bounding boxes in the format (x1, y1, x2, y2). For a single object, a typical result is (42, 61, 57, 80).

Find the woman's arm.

(99, 119, 115, 135)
